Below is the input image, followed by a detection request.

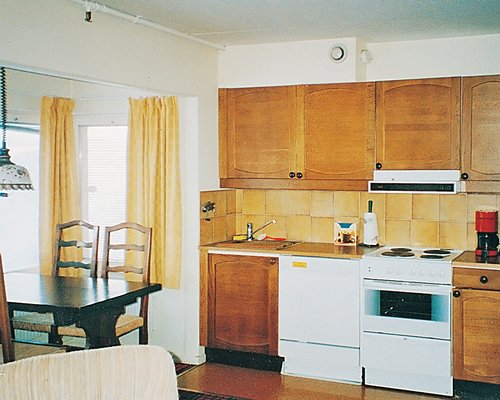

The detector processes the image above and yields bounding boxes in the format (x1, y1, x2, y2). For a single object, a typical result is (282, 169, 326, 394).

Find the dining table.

(5, 272, 161, 349)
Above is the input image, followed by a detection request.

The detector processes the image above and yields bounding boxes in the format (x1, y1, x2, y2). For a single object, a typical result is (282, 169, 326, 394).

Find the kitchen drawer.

(361, 332, 451, 377)
(453, 267, 500, 290)
(279, 339, 361, 383)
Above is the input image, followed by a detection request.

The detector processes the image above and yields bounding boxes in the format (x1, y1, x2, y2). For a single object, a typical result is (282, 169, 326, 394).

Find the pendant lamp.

(0, 67, 33, 196)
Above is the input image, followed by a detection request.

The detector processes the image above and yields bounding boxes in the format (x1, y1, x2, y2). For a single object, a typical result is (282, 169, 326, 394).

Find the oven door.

(362, 279, 451, 340)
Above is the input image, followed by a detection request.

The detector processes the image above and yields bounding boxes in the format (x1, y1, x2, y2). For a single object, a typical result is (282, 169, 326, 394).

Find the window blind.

(79, 126, 127, 260)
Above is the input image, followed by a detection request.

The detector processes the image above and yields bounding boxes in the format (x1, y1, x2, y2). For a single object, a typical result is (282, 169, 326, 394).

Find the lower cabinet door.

(208, 253, 278, 355)
(453, 288, 500, 384)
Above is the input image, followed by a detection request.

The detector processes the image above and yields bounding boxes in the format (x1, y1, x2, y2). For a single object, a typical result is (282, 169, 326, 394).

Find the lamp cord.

(0, 66, 6, 149)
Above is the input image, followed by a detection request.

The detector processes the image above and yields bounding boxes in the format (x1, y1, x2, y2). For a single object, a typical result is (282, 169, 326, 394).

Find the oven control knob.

(430, 270, 435, 277)
(439, 271, 445, 277)
(411, 268, 416, 275)
(388, 266, 394, 274)
(420, 269, 425, 276)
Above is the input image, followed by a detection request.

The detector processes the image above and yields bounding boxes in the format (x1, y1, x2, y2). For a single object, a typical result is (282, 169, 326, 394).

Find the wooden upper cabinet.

(219, 83, 375, 190)
(297, 83, 375, 180)
(375, 77, 460, 170)
(461, 75, 500, 181)
(219, 86, 297, 179)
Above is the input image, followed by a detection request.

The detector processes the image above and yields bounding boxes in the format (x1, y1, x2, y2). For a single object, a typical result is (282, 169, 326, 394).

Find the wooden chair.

(102, 222, 152, 344)
(0, 255, 65, 364)
(11, 220, 99, 345)
(58, 222, 152, 345)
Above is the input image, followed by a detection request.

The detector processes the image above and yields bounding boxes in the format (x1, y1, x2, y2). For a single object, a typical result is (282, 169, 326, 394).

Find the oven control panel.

(362, 259, 452, 284)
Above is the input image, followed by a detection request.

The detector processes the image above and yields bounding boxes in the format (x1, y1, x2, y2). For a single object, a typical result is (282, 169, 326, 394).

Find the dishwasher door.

(279, 255, 360, 348)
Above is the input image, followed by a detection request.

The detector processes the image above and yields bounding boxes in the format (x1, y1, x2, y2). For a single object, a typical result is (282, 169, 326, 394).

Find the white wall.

(219, 37, 363, 87)
(219, 34, 500, 87)
(1, 0, 220, 364)
(366, 34, 500, 81)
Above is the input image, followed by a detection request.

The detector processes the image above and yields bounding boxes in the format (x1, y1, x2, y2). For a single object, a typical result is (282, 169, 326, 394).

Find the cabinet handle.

(289, 172, 295, 178)
(376, 163, 382, 170)
(296, 172, 303, 179)
(480, 275, 488, 284)
(461, 172, 469, 180)
(269, 258, 277, 265)
(453, 290, 461, 298)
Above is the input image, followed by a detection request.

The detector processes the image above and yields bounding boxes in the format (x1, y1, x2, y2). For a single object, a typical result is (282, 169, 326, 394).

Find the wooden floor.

(177, 363, 451, 400)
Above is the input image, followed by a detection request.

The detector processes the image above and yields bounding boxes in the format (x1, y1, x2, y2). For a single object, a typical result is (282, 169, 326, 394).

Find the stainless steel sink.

(275, 240, 303, 250)
(213, 240, 303, 251)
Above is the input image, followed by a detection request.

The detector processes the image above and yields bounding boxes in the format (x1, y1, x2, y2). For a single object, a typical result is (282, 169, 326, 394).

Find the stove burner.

(390, 247, 413, 253)
(381, 251, 415, 257)
(420, 254, 445, 260)
(423, 249, 451, 255)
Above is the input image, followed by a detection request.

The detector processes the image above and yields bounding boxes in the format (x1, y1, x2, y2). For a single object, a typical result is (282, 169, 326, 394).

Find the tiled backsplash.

(200, 189, 500, 250)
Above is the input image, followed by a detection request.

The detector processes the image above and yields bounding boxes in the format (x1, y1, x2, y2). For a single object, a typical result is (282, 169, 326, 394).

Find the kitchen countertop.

(201, 240, 378, 259)
(453, 251, 500, 270)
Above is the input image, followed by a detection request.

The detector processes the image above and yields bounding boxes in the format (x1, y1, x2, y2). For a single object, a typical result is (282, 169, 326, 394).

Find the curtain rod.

(68, 0, 225, 51)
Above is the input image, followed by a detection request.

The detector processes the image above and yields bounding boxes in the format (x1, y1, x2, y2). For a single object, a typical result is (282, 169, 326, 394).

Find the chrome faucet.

(246, 219, 276, 241)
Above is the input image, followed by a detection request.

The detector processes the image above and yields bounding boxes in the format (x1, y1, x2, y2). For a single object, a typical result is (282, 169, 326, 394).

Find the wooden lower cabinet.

(453, 267, 500, 384)
(207, 253, 278, 355)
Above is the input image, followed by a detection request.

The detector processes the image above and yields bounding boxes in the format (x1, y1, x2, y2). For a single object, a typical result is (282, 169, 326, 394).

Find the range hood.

(368, 170, 463, 194)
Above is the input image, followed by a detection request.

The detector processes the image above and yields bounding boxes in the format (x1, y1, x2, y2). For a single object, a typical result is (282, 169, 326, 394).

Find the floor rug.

(178, 389, 251, 400)
(175, 362, 196, 376)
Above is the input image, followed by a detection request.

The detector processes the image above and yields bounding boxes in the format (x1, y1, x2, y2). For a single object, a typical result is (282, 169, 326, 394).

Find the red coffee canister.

(475, 210, 498, 233)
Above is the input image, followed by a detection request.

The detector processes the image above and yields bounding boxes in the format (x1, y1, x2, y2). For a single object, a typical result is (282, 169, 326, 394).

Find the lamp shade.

(0, 147, 33, 190)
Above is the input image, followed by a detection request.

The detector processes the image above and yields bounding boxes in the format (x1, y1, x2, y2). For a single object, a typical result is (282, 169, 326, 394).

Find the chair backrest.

(0, 255, 15, 363)
(101, 222, 152, 320)
(52, 220, 99, 278)
(101, 222, 152, 283)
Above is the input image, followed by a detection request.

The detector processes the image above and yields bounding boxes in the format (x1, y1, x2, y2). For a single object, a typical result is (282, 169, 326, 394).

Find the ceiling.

(91, 0, 500, 47)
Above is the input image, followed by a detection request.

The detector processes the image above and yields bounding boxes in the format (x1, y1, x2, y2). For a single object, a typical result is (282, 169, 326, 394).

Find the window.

(0, 129, 39, 271)
(79, 126, 128, 259)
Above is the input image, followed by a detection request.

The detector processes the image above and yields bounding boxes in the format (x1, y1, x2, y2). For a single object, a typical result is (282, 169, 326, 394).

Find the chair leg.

(49, 326, 63, 345)
(139, 326, 148, 345)
(9, 310, 15, 339)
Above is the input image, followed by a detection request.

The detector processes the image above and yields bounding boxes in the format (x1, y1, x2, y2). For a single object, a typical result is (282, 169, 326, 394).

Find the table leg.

(77, 307, 124, 349)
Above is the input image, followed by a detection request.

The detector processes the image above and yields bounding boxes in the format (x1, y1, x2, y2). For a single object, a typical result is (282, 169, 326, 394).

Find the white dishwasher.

(278, 255, 361, 384)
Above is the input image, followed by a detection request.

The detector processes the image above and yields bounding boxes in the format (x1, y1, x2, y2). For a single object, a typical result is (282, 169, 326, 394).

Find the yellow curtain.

(128, 97, 181, 288)
(39, 97, 81, 276)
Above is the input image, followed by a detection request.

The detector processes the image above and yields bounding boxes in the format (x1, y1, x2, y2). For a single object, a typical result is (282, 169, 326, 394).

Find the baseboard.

(205, 347, 284, 372)
(454, 380, 500, 399)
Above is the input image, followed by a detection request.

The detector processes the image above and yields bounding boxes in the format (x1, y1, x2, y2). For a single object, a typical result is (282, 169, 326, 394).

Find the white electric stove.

(361, 246, 463, 397)
(363, 246, 462, 284)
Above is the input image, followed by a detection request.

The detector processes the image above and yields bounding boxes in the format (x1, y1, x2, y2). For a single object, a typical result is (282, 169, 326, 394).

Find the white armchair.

(0, 345, 179, 400)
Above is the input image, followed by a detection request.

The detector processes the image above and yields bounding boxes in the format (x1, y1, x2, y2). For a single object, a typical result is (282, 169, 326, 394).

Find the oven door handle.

(363, 279, 451, 295)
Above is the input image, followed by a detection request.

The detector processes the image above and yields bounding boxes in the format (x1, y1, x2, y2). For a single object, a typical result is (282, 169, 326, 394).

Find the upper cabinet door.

(376, 78, 460, 170)
(298, 83, 375, 180)
(220, 86, 297, 179)
(461, 75, 500, 181)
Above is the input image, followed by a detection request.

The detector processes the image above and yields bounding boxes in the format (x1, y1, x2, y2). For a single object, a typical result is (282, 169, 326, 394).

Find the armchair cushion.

(0, 345, 178, 399)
